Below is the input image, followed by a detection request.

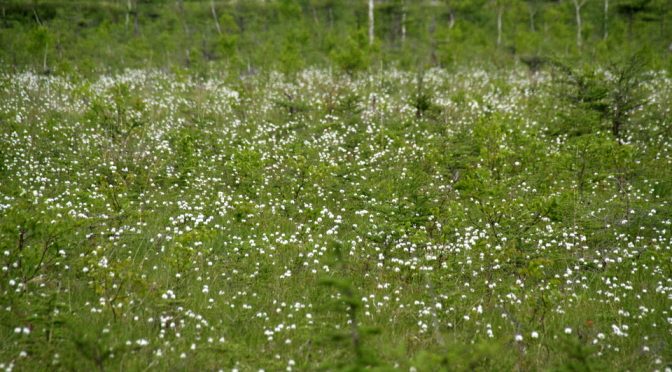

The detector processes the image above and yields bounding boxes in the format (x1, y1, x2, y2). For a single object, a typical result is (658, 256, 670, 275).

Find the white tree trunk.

(401, 2, 406, 45)
(369, 0, 375, 45)
(604, 0, 609, 40)
(573, 0, 586, 48)
(126, 0, 131, 30)
(497, 6, 503, 47)
(211, 0, 222, 35)
(43, 42, 48, 72)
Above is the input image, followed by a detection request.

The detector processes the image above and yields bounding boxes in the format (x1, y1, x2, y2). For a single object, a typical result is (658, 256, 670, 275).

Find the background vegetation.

(1, 0, 671, 74)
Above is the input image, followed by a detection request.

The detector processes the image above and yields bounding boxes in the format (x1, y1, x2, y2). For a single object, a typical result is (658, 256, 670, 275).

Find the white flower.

(515, 334, 523, 342)
(611, 324, 626, 337)
(162, 290, 176, 300)
(136, 339, 149, 346)
(531, 331, 539, 339)
(564, 327, 572, 334)
(98, 257, 108, 268)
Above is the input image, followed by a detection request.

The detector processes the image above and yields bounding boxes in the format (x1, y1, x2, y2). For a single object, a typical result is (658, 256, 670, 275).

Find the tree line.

(0, 0, 670, 73)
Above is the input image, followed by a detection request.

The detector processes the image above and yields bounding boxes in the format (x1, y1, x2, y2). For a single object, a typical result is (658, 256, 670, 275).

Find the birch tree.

(603, 0, 609, 39)
(526, 0, 543, 32)
(572, 0, 588, 48)
(401, 0, 406, 44)
(497, 4, 503, 46)
(211, 0, 222, 35)
(493, 0, 506, 47)
(369, 0, 375, 45)
(126, 0, 131, 30)
(442, 0, 471, 30)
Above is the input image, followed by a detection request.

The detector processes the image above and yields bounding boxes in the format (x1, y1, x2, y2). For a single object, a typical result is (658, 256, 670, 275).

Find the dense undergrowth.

(0, 67, 671, 370)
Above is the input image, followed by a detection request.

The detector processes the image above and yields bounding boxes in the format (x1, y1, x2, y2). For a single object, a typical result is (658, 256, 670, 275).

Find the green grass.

(0, 67, 671, 371)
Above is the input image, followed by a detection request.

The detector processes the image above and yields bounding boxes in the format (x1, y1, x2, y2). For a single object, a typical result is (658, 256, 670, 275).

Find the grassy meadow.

(2, 1, 672, 371)
(1, 66, 671, 370)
